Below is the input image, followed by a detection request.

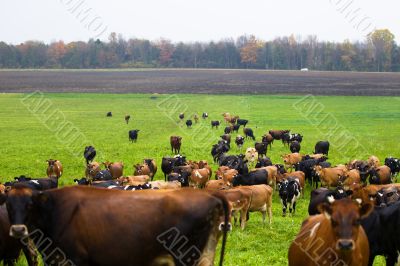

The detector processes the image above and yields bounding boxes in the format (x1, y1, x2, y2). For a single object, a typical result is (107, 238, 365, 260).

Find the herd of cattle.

(0, 111, 400, 265)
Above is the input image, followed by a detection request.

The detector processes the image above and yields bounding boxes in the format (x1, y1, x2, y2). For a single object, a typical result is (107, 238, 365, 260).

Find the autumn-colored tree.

(240, 35, 264, 67)
(47, 41, 67, 67)
(367, 29, 395, 71)
(157, 39, 175, 66)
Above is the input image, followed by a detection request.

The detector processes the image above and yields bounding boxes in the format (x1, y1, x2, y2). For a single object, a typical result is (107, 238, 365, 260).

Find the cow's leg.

(23, 238, 38, 266)
(281, 199, 287, 217)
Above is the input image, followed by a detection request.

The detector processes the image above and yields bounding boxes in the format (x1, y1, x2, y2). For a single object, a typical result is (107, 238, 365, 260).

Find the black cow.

(232, 124, 240, 133)
(93, 170, 113, 181)
(74, 178, 90, 185)
(224, 126, 232, 134)
(179, 113, 184, 120)
(186, 120, 193, 128)
(202, 112, 208, 119)
(14, 176, 31, 182)
(314, 141, 330, 155)
(211, 141, 230, 162)
(289, 141, 301, 153)
(161, 155, 186, 181)
(385, 157, 400, 176)
(278, 178, 301, 217)
(167, 172, 190, 187)
(84, 146, 96, 164)
(296, 157, 327, 187)
(282, 133, 291, 146)
(232, 169, 269, 186)
(6, 177, 58, 191)
(211, 121, 220, 129)
(361, 201, 400, 266)
(243, 128, 255, 141)
(255, 157, 273, 168)
(106, 112, 112, 117)
(254, 142, 268, 158)
(290, 133, 303, 143)
(308, 187, 352, 215)
(376, 187, 400, 207)
(129, 130, 140, 143)
(236, 119, 248, 127)
(218, 154, 248, 174)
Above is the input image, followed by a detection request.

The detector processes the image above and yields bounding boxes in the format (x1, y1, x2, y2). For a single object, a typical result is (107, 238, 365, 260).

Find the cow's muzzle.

(336, 239, 355, 251)
(10, 224, 29, 238)
(219, 222, 232, 232)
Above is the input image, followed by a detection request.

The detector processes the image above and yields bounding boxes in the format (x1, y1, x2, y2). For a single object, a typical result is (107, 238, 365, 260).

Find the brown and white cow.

(46, 159, 63, 178)
(133, 159, 157, 181)
(289, 198, 373, 266)
(190, 168, 211, 188)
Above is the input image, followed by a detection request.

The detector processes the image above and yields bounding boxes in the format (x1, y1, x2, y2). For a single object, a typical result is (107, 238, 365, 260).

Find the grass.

(0, 93, 398, 265)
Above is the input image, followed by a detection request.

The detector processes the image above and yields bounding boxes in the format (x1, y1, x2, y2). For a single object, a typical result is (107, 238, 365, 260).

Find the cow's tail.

(212, 192, 230, 266)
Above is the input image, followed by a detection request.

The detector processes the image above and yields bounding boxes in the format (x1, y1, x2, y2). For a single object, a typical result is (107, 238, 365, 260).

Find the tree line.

(0, 29, 398, 72)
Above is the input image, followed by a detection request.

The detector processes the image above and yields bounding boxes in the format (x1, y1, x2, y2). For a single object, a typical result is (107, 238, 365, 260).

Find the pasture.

(0, 93, 399, 265)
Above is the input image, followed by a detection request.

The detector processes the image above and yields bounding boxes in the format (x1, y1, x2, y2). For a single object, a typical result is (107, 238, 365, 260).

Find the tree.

(157, 39, 174, 66)
(47, 41, 67, 67)
(240, 35, 264, 67)
(367, 29, 395, 71)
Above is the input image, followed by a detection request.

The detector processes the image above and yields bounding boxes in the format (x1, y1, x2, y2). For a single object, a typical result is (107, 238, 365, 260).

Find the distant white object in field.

(300, 68, 309, 72)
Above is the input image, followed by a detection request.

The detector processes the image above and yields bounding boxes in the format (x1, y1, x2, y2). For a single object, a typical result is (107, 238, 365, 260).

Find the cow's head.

(46, 159, 57, 168)
(0, 186, 49, 238)
(317, 198, 373, 251)
(102, 161, 112, 170)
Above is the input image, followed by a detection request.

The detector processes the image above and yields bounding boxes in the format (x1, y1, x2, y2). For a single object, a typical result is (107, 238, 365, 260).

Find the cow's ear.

(0, 193, 7, 205)
(346, 190, 353, 197)
(359, 202, 373, 219)
(317, 202, 332, 220)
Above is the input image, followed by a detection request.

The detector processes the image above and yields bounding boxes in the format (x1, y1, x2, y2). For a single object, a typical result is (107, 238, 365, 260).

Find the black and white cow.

(385, 157, 400, 176)
(278, 178, 301, 217)
(202, 112, 208, 119)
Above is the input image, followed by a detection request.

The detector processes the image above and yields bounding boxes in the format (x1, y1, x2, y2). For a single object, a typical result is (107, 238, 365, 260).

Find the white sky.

(1, 0, 399, 44)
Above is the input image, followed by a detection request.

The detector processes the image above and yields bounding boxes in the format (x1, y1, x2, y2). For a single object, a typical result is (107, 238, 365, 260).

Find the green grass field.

(1, 93, 399, 265)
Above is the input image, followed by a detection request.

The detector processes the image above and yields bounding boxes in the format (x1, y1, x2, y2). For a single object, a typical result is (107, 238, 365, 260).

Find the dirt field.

(1, 69, 400, 95)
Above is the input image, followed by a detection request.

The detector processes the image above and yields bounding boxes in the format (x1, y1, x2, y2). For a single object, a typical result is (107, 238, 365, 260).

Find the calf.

(103, 161, 124, 179)
(235, 135, 244, 149)
(128, 129, 140, 142)
(170, 136, 182, 154)
(243, 128, 255, 140)
(211, 120, 220, 129)
(185, 120, 192, 128)
(278, 178, 301, 216)
(314, 140, 330, 155)
(83, 146, 96, 164)
(289, 198, 373, 266)
(289, 141, 300, 153)
(124, 115, 130, 124)
(46, 159, 63, 178)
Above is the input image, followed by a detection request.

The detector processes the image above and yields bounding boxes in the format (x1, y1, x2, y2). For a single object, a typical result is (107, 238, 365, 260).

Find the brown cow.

(283, 171, 306, 193)
(315, 166, 346, 189)
(0, 186, 230, 266)
(122, 175, 150, 185)
(219, 187, 252, 230)
(190, 168, 211, 188)
(85, 162, 101, 179)
(148, 180, 181, 190)
(0, 205, 38, 265)
(268, 130, 289, 140)
(367, 155, 380, 168)
(341, 169, 361, 188)
(103, 162, 124, 179)
(205, 180, 231, 190)
(46, 159, 63, 178)
(351, 183, 400, 205)
(133, 159, 157, 181)
(261, 134, 274, 149)
(282, 153, 302, 172)
(170, 136, 182, 154)
(368, 165, 392, 184)
(215, 166, 231, 179)
(246, 185, 273, 225)
(193, 114, 199, 123)
(289, 198, 373, 266)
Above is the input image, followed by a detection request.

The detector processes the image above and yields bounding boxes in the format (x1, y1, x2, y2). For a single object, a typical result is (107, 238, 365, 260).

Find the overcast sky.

(1, 0, 399, 44)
